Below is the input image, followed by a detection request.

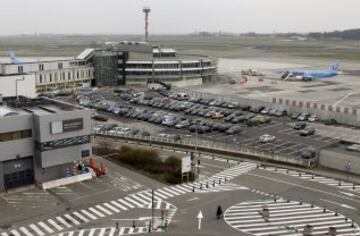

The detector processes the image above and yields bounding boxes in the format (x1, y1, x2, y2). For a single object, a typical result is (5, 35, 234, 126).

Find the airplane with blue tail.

(282, 61, 340, 81)
(8, 51, 23, 64)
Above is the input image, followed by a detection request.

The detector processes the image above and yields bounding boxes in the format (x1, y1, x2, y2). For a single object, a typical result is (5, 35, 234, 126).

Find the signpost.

(197, 211, 203, 230)
(182, 156, 191, 182)
(345, 160, 351, 181)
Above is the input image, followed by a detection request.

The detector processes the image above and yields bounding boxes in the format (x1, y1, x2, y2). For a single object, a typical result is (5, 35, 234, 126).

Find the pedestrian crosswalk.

(224, 199, 360, 236)
(262, 166, 360, 195)
(196, 183, 249, 193)
(57, 226, 148, 236)
(57, 198, 177, 236)
(3, 161, 256, 236)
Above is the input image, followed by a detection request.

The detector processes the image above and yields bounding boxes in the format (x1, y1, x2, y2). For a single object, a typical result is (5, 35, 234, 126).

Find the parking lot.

(51, 87, 348, 161)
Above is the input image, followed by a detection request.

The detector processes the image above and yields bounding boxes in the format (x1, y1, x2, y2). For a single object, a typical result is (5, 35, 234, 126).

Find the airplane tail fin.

(330, 60, 340, 71)
(8, 51, 21, 64)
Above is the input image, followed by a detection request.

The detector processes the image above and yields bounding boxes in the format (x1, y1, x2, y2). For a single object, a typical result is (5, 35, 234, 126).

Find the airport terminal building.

(0, 96, 92, 191)
(93, 41, 217, 87)
(0, 42, 217, 97)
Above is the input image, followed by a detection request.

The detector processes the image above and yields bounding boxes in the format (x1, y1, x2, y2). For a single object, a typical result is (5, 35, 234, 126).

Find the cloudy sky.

(1, 0, 359, 35)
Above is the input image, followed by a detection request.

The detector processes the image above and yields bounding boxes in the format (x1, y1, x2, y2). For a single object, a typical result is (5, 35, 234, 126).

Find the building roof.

(0, 106, 19, 117)
(76, 48, 95, 60)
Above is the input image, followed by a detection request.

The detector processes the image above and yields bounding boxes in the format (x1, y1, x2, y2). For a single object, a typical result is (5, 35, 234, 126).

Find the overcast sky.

(1, 0, 359, 35)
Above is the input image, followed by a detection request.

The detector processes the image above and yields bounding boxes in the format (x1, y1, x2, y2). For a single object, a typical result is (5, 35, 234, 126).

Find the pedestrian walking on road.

(216, 205, 223, 219)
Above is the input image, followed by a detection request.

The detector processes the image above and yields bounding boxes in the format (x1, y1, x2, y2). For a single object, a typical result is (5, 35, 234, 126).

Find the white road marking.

(320, 198, 357, 211)
(38, 221, 54, 234)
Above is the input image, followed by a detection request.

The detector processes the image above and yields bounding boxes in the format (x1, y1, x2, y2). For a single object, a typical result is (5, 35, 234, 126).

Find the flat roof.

(3, 96, 82, 116)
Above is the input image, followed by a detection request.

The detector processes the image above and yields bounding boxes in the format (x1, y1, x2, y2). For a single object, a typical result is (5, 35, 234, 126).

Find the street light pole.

(151, 189, 154, 231)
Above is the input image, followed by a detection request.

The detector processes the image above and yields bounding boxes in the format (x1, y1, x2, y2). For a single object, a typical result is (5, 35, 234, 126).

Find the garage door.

(3, 157, 33, 189)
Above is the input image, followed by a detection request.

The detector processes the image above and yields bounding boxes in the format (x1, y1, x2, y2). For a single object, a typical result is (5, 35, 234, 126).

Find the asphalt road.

(2, 154, 360, 236)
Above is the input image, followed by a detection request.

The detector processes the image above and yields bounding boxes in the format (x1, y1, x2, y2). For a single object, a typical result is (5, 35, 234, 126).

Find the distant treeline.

(192, 28, 360, 40)
(308, 29, 360, 40)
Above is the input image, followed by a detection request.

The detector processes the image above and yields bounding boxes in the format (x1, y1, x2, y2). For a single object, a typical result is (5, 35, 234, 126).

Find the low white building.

(0, 49, 95, 97)
(0, 74, 36, 98)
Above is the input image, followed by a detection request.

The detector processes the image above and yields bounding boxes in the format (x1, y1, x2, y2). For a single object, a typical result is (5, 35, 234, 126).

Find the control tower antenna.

(142, 7, 151, 42)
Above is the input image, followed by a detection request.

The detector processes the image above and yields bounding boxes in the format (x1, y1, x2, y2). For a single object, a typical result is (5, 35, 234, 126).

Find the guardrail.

(93, 131, 318, 168)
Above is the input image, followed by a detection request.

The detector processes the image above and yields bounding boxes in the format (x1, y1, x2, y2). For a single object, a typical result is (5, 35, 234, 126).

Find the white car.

(308, 115, 318, 122)
(93, 125, 104, 133)
(108, 127, 123, 135)
(259, 134, 276, 143)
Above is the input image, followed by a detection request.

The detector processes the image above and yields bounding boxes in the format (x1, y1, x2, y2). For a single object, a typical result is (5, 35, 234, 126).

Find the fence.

(93, 130, 318, 168)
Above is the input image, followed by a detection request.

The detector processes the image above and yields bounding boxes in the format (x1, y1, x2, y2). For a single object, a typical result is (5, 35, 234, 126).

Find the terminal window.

(0, 130, 32, 142)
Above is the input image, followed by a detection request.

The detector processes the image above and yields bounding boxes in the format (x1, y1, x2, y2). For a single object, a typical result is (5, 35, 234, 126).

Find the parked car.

(301, 148, 317, 159)
(300, 127, 315, 136)
(308, 115, 318, 122)
(240, 105, 251, 111)
(218, 124, 232, 133)
(297, 113, 310, 121)
(175, 120, 191, 129)
(224, 114, 237, 122)
(324, 118, 337, 126)
(227, 102, 239, 109)
(291, 112, 301, 120)
(92, 114, 109, 122)
(260, 109, 269, 115)
(275, 109, 287, 117)
(225, 126, 242, 135)
(93, 125, 105, 133)
(211, 112, 224, 119)
(198, 125, 211, 133)
(250, 106, 265, 113)
(294, 122, 307, 130)
(231, 115, 247, 124)
(259, 134, 276, 143)
(268, 109, 277, 116)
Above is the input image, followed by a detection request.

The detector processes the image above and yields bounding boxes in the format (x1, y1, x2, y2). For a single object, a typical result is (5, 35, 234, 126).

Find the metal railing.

(93, 130, 318, 168)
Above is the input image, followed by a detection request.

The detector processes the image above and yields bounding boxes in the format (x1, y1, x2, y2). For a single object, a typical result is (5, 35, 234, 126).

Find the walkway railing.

(93, 131, 318, 168)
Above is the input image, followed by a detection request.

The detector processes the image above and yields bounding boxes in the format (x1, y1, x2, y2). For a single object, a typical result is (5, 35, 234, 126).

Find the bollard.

(312, 174, 314, 179)
(345, 217, 348, 222)
(311, 201, 314, 208)
(116, 222, 119, 229)
(286, 169, 289, 174)
(323, 208, 326, 213)
(335, 209, 338, 216)
(213, 180, 215, 187)
(298, 171, 301, 177)
(299, 199, 303, 205)
(338, 180, 341, 186)
(132, 220, 136, 229)
(287, 198, 290, 203)
(227, 159, 229, 163)
(200, 183, 203, 190)
(206, 182, 209, 188)
(219, 179, 221, 185)
(193, 186, 195, 192)
(274, 196, 277, 203)
(351, 221, 354, 228)
(225, 177, 227, 183)
(353, 184, 356, 190)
